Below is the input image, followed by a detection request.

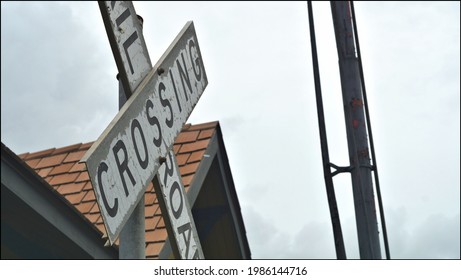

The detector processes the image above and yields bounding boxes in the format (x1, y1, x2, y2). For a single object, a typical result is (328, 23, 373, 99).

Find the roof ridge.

(185, 121, 219, 131)
(20, 147, 56, 160)
(51, 143, 83, 155)
(20, 141, 96, 161)
(20, 122, 217, 157)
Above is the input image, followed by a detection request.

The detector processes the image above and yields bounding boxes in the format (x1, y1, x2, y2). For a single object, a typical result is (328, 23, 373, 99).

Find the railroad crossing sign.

(155, 149, 204, 259)
(98, 1, 151, 97)
(81, 1, 206, 258)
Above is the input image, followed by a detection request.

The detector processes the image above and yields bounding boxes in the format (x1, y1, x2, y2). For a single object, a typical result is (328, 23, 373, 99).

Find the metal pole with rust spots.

(331, 1, 382, 259)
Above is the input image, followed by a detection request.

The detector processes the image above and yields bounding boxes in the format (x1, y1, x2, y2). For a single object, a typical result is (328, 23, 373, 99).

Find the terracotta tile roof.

(19, 121, 218, 259)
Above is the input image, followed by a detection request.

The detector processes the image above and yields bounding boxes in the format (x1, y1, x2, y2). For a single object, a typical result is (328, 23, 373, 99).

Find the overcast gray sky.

(1, 1, 459, 259)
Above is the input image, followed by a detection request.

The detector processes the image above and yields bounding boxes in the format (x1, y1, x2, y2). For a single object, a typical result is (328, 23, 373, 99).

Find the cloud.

(408, 213, 460, 259)
(386, 208, 460, 259)
(242, 206, 291, 259)
(290, 221, 336, 259)
(242, 205, 338, 259)
(1, 2, 117, 153)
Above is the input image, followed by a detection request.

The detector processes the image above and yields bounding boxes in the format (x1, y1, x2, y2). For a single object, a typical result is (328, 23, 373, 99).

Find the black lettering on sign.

(97, 162, 118, 217)
(115, 8, 130, 27)
(123, 32, 139, 74)
(189, 40, 202, 81)
(162, 151, 174, 186)
(169, 69, 182, 113)
(113, 140, 136, 196)
(114, 7, 138, 75)
(131, 119, 148, 169)
(146, 99, 162, 147)
(159, 82, 174, 128)
(192, 249, 199, 259)
(176, 52, 192, 101)
(177, 222, 192, 258)
(170, 181, 184, 219)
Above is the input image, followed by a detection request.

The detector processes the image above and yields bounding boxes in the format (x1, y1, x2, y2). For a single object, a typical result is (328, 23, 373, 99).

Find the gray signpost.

(100, 1, 151, 259)
(82, 1, 205, 259)
(331, 1, 381, 259)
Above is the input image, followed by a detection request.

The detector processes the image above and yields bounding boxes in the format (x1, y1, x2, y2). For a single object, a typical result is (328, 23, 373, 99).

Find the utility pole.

(330, 1, 382, 259)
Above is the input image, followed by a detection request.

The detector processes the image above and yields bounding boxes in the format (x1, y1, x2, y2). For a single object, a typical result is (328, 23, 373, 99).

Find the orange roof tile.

(69, 162, 86, 172)
(198, 129, 215, 140)
(64, 192, 86, 204)
(146, 242, 164, 258)
(82, 191, 96, 202)
(179, 161, 200, 176)
(146, 228, 168, 243)
(176, 153, 190, 166)
(173, 144, 181, 154)
(24, 158, 41, 169)
(83, 181, 93, 191)
(146, 216, 161, 231)
(75, 172, 89, 183)
(35, 153, 67, 169)
(179, 139, 210, 153)
(49, 162, 75, 176)
(145, 204, 159, 218)
(63, 150, 87, 163)
(157, 218, 165, 228)
(57, 182, 87, 195)
(21, 122, 218, 259)
(146, 181, 154, 193)
(48, 172, 80, 185)
(89, 202, 100, 214)
(96, 224, 106, 234)
(37, 167, 53, 177)
(175, 131, 200, 144)
(181, 174, 195, 187)
(188, 150, 206, 164)
(76, 201, 96, 214)
(85, 213, 101, 224)
(145, 193, 156, 206)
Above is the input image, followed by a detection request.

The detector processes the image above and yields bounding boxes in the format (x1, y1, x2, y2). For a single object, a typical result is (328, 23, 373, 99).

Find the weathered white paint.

(99, 1, 152, 96)
(81, 21, 207, 244)
(156, 149, 204, 259)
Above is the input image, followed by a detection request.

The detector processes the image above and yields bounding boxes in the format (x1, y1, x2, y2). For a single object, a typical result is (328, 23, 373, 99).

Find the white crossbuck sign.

(82, 1, 206, 259)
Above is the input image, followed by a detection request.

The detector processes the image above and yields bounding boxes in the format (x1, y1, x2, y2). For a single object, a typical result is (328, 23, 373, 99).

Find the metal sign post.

(331, 1, 382, 259)
(83, 1, 206, 259)
(100, 1, 151, 259)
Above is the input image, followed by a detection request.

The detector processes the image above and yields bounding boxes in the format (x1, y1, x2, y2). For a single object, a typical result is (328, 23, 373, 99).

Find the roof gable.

(18, 121, 218, 259)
